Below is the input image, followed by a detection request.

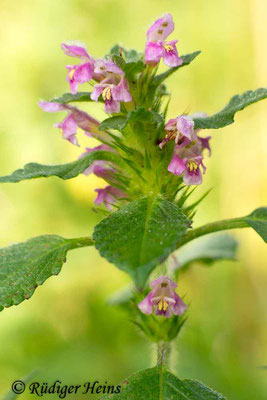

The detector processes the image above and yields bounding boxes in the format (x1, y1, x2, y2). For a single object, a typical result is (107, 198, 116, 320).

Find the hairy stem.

(67, 236, 94, 249)
(176, 217, 249, 248)
(157, 341, 171, 368)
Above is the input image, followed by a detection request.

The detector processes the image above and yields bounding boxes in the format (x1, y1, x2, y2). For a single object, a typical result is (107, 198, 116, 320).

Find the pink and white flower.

(145, 14, 182, 67)
(91, 60, 132, 114)
(138, 276, 187, 318)
(94, 185, 126, 211)
(159, 115, 195, 149)
(61, 42, 97, 94)
(38, 100, 100, 145)
(168, 151, 205, 186)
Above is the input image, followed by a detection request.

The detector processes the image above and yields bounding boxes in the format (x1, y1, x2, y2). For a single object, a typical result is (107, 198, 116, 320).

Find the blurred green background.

(0, 0, 266, 399)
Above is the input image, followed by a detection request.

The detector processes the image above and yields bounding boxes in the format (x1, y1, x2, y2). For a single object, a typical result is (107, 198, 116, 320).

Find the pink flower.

(94, 185, 126, 211)
(168, 147, 205, 186)
(79, 145, 116, 178)
(91, 60, 132, 114)
(138, 276, 187, 318)
(38, 101, 100, 145)
(145, 14, 182, 67)
(54, 114, 79, 146)
(61, 42, 96, 94)
(159, 115, 195, 149)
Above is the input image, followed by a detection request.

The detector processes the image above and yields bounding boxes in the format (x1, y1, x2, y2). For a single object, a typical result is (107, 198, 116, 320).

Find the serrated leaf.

(0, 150, 124, 183)
(244, 207, 267, 242)
(124, 60, 146, 79)
(0, 235, 93, 311)
(153, 51, 201, 86)
(109, 44, 122, 56)
(100, 367, 226, 400)
(171, 234, 238, 270)
(93, 196, 190, 287)
(51, 92, 98, 104)
(124, 49, 143, 63)
(194, 88, 267, 129)
(112, 54, 126, 70)
(99, 116, 128, 131)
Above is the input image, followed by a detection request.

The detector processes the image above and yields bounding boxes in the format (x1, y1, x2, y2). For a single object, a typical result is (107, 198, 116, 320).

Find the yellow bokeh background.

(0, 0, 266, 399)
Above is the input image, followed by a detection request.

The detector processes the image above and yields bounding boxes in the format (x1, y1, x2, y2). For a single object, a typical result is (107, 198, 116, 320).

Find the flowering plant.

(0, 13, 266, 399)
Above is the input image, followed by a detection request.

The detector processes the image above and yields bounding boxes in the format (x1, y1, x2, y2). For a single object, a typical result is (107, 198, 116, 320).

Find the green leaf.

(0, 150, 124, 183)
(51, 92, 98, 104)
(124, 60, 146, 79)
(244, 207, 267, 242)
(176, 207, 267, 248)
(127, 108, 163, 125)
(100, 367, 226, 400)
(109, 44, 122, 56)
(93, 196, 190, 287)
(99, 116, 128, 131)
(0, 235, 93, 311)
(112, 54, 126, 70)
(194, 88, 267, 129)
(172, 234, 238, 270)
(153, 51, 201, 86)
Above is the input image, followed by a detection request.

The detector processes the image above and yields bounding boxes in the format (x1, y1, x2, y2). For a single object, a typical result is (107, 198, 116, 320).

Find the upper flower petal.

(150, 276, 177, 289)
(147, 14, 174, 42)
(61, 42, 90, 60)
(94, 59, 124, 77)
(177, 115, 195, 139)
(38, 101, 65, 112)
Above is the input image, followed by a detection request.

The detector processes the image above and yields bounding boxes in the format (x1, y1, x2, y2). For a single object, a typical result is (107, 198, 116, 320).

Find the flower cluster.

(160, 113, 211, 185)
(39, 13, 212, 211)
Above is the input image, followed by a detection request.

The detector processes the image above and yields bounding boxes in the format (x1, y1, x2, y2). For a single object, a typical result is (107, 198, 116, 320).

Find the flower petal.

(61, 42, 90, 59)
(112, 78, 132, 102)
(38, 101, 65, 112)
(168, 154, 186, 176)
(145, 41, 163, 64)
(147, 14, 174, 42)
(162, 40, 183, 67)
(183, 166, 202, 185)
(138, 291, 154, 314)
(172, 293, 187, 315)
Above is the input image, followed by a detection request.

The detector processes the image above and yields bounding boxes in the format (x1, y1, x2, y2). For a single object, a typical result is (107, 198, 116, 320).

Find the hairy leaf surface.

(0, 235, 93, 311)
(93, 196, 190, 287)
(0, 151, 124, 183)
(194, 88, 267, 129)
(100, 367, 226, 400)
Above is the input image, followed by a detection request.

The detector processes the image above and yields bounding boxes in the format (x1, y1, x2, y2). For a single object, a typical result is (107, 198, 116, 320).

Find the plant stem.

(67, 236, 94, 249)
(157, 341, 171, 368)
(176, 217, 248, 248)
